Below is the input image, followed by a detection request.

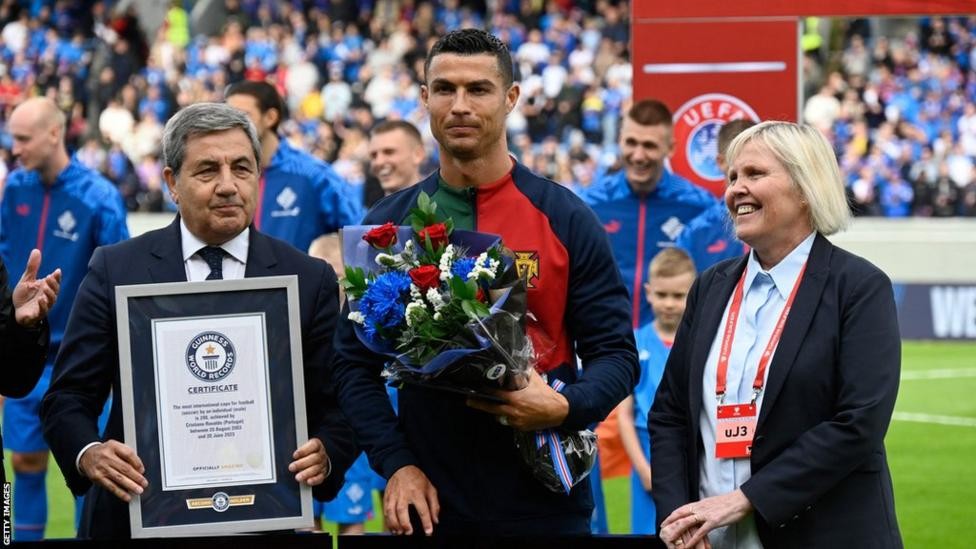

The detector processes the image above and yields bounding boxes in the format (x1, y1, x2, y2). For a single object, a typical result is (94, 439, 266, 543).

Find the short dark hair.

(627, 99, 673, 127)
(370, 120, 422, 145)
(717, 119, 756, 156)
(225, 80, 288, 133)
(424, 29, 514, 87)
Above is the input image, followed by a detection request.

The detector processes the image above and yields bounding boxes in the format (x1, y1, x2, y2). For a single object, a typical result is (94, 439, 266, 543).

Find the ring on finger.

(498, 415, 510, 426)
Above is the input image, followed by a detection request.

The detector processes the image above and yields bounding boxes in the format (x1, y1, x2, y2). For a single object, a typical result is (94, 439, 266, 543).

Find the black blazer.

(0, 258, 50, 485)
(40, 218, 356, 539)
(650, 233, 902, 548)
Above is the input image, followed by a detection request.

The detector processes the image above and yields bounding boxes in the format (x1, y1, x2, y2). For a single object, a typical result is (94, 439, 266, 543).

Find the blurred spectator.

(1, 3, 973, 222)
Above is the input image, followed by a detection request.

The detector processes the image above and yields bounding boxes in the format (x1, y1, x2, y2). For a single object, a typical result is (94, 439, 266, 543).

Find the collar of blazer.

(688, 233, 834, 434)
(147, 216, 279, 282)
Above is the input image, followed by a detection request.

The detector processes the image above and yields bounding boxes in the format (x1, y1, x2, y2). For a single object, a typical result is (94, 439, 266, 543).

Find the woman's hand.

(659, 489, 752, 548)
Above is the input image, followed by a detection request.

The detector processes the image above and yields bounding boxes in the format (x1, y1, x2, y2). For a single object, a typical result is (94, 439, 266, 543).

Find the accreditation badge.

(715, 403, 757, 459)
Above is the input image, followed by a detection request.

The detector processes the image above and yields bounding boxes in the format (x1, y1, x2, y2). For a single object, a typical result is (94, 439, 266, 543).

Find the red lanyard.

(716, 261, 807, 403)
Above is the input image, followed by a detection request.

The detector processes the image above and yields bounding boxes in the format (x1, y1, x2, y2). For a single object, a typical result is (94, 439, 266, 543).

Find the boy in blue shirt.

(617, 248, 696, 534)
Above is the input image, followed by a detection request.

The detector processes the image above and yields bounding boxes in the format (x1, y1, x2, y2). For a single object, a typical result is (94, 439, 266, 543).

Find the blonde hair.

(725, 121, 851, 235)
(649, 247, 696, 279)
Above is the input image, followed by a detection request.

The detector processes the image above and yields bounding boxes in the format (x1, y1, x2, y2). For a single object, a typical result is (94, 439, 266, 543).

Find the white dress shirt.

(698, 232, 815, 549)
(179, 220, 249, 281)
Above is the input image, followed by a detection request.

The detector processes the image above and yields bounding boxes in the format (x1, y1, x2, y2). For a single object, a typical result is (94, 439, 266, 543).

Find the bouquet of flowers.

(341, 192, 596, 494)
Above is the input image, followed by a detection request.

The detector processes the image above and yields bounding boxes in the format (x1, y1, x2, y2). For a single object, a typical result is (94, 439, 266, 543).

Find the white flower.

(348, 311, 366, 325)
(410, 284, 423, 300)
(438, 244, 456, 281)
(433, 312, 443, 321)
(426, 287, 446, 311)
(375, 253, 396, 267)
(405, 301, 427, 327)
(469, 252, 498, 281)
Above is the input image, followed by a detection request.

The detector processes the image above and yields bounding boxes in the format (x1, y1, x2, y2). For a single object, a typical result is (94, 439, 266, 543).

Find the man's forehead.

(184, 130, 255, 162)
(428, 53, 502, 80)
(621, 119, 672, 142)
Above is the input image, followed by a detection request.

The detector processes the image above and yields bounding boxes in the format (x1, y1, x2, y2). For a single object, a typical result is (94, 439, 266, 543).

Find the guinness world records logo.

(186, 331, 236, 382)
(670, 93, 760, 196)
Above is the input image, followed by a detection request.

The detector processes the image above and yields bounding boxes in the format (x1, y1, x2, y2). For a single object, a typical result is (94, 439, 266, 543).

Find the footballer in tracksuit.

(226, 81, 363, 253)
(255, 138, 363, 252)
(583, 168, 715, 329)
(1, 155, 128, 540)
(331, 160, 640, 534)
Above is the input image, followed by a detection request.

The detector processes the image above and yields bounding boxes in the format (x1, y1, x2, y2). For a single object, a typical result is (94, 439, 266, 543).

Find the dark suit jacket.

(649, 233, 903, 548)
(40, 218, 356, 539)
(0, 258, 50, 485)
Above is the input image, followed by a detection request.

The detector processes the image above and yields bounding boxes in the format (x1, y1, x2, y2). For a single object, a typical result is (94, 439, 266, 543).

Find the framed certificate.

(116, 276, 311, 537)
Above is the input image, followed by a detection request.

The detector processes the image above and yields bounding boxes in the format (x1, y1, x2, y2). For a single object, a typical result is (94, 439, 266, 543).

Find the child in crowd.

(617, 248, 696, 534)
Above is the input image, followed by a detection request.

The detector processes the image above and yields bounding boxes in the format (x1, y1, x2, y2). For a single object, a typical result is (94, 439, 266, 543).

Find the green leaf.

(444, 218, 454, 235)
(461, 299, 477, 319)
(470, 300, 490, 318)
(450, 276, 474, 299)
(417, 191, 431, 212)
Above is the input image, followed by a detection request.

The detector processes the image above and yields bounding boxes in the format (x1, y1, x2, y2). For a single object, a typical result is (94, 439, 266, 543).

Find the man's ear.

(265, 108, 281, 132)
(163, 167, 179, 204)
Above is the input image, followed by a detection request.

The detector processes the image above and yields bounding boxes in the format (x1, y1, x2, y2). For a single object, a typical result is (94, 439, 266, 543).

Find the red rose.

(476, 288, 486, 303)
(417, 223, 449, 249)
(409, 265, 442, 292)
(363, 222, 398, 249)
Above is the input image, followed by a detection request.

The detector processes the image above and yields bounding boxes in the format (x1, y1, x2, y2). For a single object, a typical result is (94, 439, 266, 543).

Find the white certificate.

(152, 313, 276, 491)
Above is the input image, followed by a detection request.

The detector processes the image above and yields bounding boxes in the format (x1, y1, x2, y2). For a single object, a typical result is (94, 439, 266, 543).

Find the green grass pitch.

(5, 341, 974, 543)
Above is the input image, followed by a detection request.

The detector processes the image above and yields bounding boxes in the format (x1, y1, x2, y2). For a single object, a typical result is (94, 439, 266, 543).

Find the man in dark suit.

(40, 103, 356, 539)
(2, 249, 61, 485)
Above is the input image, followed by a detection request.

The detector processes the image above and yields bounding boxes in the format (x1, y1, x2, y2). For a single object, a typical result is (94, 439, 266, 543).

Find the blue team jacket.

(256, 139, 363, 251)
(0, 158, 129, 353)
(582, 169, 715, 328)
(675, 202, 747, 273)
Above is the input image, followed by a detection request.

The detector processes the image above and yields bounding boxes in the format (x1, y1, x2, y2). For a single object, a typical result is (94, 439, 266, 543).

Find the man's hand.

(79, 440, 148, 503)
(13, 249, 61, 327)
(465, 368, 569, 431)
(384, 465, 439, 536)
(289, 437, 329, 486)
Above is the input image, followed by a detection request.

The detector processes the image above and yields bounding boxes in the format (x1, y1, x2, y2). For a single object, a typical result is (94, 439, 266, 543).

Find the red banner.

(635, 0, 976, 19)
(633, 19, 797, 196)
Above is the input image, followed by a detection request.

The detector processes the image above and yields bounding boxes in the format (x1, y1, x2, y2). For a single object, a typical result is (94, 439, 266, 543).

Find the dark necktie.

(197, 246, 226, 280)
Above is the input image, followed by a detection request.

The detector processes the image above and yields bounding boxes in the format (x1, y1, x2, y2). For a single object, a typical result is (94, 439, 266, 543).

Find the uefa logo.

(185, 331, 236, 382)
(670, 93, 760, 195)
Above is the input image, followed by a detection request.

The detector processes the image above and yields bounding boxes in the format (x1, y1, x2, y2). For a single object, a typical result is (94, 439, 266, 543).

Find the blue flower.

(360, 271, 412, 339)
(451, 257, 476, 281)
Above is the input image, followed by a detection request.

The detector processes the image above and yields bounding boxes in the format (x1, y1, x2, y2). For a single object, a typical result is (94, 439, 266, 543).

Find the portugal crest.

(514, 251, 540, 289)
(186, 331, 236, 382)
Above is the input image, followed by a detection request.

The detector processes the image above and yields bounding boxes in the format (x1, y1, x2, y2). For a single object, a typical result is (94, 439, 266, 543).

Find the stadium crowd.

(2, 2, 969, 217)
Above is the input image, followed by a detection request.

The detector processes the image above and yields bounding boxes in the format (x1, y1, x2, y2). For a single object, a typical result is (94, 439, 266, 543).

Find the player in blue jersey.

(582, 99, 715, 329)
(225, 81, 363, 251)
(617, 248, 696, 534)
(1, 98, 129, 540)
(582, 99, 714, 533)
(676, 120, 754, 273)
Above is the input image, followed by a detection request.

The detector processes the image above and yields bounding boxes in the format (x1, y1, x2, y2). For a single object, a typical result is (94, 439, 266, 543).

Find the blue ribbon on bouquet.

(535, 377, 575, 495)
